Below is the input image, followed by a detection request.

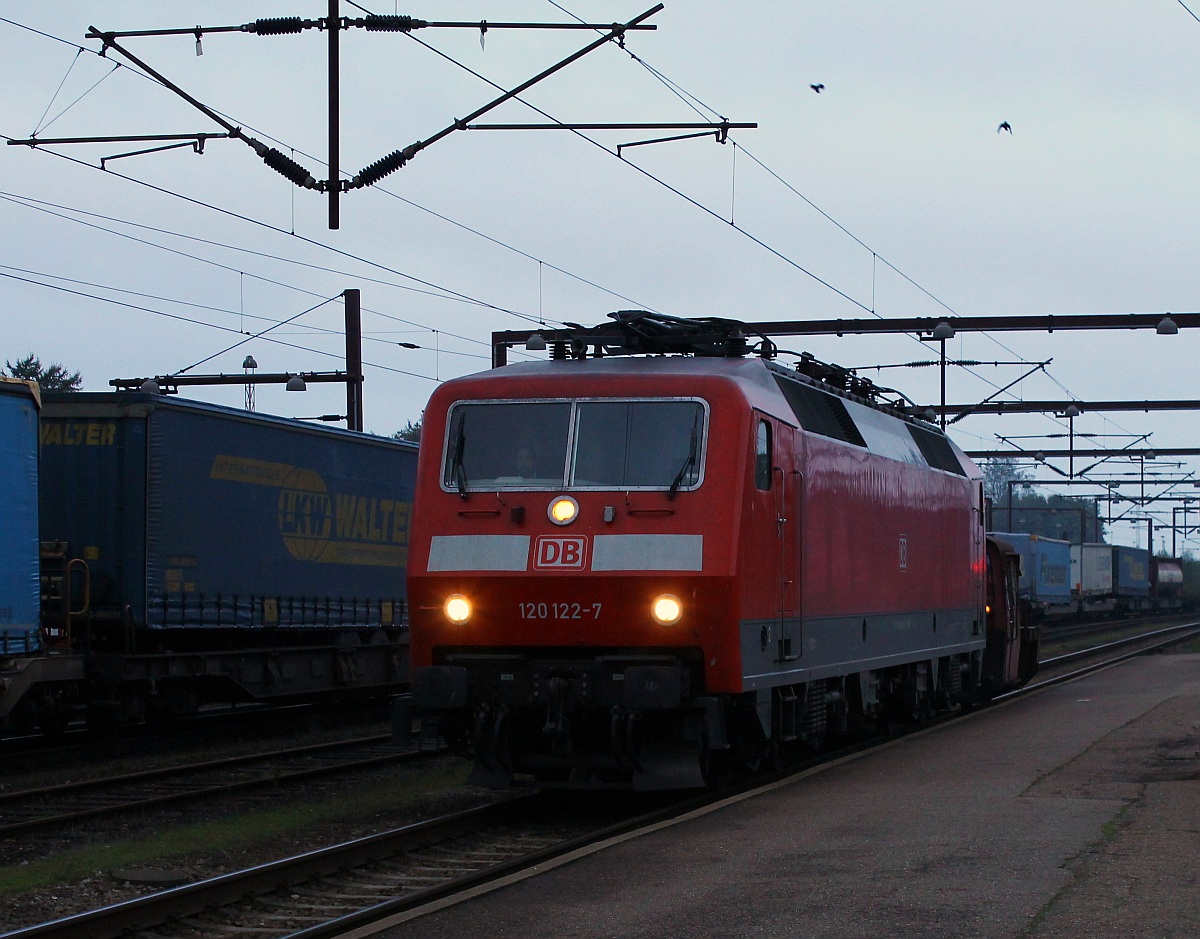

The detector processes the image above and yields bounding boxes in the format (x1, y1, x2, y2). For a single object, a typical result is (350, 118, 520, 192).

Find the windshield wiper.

(449, 415, 468, 499)
(667, 413, 700, 501)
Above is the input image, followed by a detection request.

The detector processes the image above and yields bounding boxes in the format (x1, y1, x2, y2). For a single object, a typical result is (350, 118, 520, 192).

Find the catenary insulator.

(248, 17, 306, 35)
(353, 148, 411, 187)
(261, 148, 316, 188)
(363, 15, 428, 31)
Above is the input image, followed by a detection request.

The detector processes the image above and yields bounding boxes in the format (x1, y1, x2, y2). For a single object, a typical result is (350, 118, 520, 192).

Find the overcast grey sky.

(3, 2, 1198, 551)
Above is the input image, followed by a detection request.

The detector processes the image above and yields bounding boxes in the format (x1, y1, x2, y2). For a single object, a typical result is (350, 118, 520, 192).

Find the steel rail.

(0, 735, 438, 838)
(0, 792, 706, 939)
(999, 622, 1200, 701)
(4, 626, 1197, 938)
(1038, 621, 1200, 667)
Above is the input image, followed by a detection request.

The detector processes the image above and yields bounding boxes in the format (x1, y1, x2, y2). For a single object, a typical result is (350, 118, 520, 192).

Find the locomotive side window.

(573, 401, 704, 489)
(755, 420, 772, 490)
(442, 398, 706, 492)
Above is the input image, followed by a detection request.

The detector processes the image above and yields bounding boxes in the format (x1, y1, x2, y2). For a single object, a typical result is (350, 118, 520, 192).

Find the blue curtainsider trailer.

(1112, 544, 1151, 611)
(36, 391, 419, 723)
(0, 379, 41, 654)
(0, 379, 88, 734)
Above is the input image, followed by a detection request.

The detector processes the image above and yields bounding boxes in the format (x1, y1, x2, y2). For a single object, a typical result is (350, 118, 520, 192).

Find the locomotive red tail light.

(444, 594, 472, 624)
(651, 594, 683, 626)
(548, 495, 579, 525)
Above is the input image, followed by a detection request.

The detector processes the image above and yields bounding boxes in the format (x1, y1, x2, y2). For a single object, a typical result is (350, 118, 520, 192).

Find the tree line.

(982, 457, 1105, 543)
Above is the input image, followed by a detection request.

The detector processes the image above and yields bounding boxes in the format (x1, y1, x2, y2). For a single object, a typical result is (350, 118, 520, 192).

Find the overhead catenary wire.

(399, 27, 873, 314)
(0, 264, 487, 365)
(0, 12, 712, 379)
(0, 11, 1180, 465)
(7, 13, 909, 332)
(538, 4, 1107, 413)
(0, 18, 581, 336)
(0, 145, 557, 328)
(0, 190, 505, 349)
(174, 294, 342, 375)
(0, 267, 434, 383)
(538, 1, 1153, 453)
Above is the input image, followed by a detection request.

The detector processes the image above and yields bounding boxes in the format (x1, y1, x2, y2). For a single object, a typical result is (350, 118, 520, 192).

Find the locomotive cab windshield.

(441, 398, 707, 493)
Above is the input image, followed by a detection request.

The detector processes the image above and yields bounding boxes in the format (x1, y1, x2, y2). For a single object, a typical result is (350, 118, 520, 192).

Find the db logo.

(534, 536, 587, 570)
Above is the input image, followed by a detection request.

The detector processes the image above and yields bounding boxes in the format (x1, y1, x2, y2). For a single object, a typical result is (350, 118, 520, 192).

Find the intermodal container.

(990, 532, 1072, 611)
(0, 379, 40, 654)
(1151, 556, 1184, 604)
(1070, 542, 1114, 598)
(38, 392, 418, 630)
(1112, 544, 1151, 597)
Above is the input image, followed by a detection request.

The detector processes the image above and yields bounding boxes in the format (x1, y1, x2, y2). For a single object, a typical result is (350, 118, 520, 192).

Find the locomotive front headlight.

(444, 594, 472, 624)
(548, 495, 579, 526)
(651, 594, 683, 626)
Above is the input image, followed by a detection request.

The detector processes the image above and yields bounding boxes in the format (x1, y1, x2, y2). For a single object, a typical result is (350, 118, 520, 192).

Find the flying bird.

(810, 83, 824, 93)
(997, 121, 1012, 134)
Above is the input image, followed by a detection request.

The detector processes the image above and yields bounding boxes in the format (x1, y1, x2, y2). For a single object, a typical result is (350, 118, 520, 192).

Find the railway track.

(0, 732, 440, 843)
(1038, 612, 1197, 646)
(1031, 619, 1200, 686)
(0, 791, 698, 939)
(0, 699, 396, 765)
(3, 624, 1197, 939)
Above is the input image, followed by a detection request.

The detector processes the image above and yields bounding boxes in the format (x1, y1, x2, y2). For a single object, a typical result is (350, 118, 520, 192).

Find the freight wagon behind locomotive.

(410, 313, 1037, 790)
(4, 391, 417, 733)
(1150, 555, 1185, 611)
(989, 532, 1073, 620)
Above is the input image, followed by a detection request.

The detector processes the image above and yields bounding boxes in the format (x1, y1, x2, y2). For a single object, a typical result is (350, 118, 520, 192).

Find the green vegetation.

(0, 761, 472, 899)
(392, 418, 421, 443)
(4, 354, 82, 392)
(984, 456, 1104, 543)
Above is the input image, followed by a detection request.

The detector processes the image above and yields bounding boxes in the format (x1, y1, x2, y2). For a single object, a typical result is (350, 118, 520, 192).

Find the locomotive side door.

(775, 423, 801, 660)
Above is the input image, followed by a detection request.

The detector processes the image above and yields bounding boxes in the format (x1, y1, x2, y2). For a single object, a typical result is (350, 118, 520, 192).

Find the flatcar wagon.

(410, 313, 1036, 789)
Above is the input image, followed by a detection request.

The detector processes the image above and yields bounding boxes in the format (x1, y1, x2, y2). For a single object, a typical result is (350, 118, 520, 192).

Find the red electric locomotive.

(409, 313, 1036, 789)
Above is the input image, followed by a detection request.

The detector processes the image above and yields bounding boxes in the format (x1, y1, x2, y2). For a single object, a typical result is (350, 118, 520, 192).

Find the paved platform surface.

(366, 653, 1199, 939)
